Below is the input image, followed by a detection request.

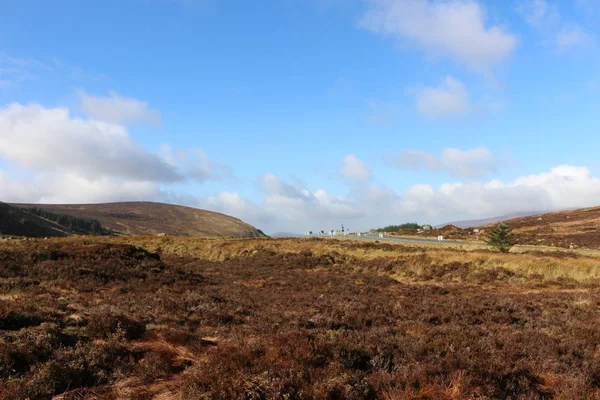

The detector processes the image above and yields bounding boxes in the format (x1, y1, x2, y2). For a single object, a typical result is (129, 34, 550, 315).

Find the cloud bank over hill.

(2, 93, 600, 233)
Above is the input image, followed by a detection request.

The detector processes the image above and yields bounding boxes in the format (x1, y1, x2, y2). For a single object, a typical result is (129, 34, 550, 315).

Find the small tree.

(486, 223, 516, 253)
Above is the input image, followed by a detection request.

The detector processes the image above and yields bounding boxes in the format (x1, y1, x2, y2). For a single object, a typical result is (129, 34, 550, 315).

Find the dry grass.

(484, 206, 600, 249)
(4, 237, 600, 398)
(36, 236, 600, 283)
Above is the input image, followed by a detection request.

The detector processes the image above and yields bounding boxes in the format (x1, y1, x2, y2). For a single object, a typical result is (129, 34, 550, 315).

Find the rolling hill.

(386, 206, 600, 249)
(482, 206, 600, 249)
(437, 211, 546, 229)
(0, 202, 68, 238)
(12, 202, 267, 238)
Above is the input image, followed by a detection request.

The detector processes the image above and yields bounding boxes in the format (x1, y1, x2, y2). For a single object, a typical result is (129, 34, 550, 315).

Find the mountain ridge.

(10, 202, 267, 238)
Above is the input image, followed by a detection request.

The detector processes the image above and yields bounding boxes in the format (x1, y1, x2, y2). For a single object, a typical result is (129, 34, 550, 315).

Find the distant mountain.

(12, 202, 267, 238)
(437, 211, 547, 229)
(271, 232, 303, 238)
(0, 202, 68, 238)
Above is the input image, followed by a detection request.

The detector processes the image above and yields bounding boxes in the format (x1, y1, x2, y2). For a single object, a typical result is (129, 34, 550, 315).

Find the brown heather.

(2, 237, 600, 399)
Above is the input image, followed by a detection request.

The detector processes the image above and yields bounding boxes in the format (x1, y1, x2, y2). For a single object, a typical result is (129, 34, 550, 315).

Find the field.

(2, 237, 600, 399)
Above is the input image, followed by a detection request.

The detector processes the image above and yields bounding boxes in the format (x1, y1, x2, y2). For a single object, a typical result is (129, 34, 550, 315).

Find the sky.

(1, 0, 600, 235)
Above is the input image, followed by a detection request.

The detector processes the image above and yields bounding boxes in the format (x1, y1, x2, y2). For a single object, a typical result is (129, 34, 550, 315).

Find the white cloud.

(0, 103, 228, 186)
(0, 53, 51, 71)
(0, 169, 160, 205)
(261, 173, 310, 199)
(0, 171, 44, 203)
(0, 102, 232, 211)
(386, 146, 500, 178)
(556, 25, 595, 49)
(397, 165, 600, 220)
(518, 0, 595, 50)
(161, 145, 232, 181)
(0, 53, 47, 87)
(210, 165, 600, 233)
(361, 0, 517, 71)
(260, 173, 365, 223)
(197, 191, 273, 227)
(78, 91, 161, 126)
(413, 76, 472, 118)
(38, 174, 161, 204)
(4, 161, 600, 235)
(340, 155, 372, 182)
(517, 0, 559, 31)
(0, 103, 180, 182)
(361, 100, 402, 127)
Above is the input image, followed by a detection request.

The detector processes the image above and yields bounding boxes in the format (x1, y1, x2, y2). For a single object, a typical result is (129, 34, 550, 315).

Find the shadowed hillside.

(13, 202, 266, 238)
(0, 203, 67, 238)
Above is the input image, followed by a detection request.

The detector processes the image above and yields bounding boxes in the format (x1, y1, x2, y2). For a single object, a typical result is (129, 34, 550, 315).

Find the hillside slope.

(438, 211, 546, 229)
(0, 203, 68, 238)
(387, 206, 600, 249)
(484, 206, 600, 249)
(13, 202, 266, 238)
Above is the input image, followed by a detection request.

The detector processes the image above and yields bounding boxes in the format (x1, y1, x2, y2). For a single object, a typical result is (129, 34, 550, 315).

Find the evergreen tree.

(486, 223, 516, 253)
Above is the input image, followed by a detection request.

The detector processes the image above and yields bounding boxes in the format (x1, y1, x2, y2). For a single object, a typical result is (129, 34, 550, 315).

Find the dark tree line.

(373, 223, 423, 232)
(24, 207, 113, 236)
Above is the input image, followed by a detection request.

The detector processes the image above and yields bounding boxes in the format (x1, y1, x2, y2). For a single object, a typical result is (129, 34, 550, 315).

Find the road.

(351, 233, 484, 246)
(305, 233, 600, 255)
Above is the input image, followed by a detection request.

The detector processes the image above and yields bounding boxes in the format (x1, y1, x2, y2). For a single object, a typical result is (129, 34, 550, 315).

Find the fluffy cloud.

(198, 165, 600, 233)
(397, 165, 600, 220)
(0, 103, 180, 182)
(0, 171, 44, 203)
(361, 0, 517, 71)
(38, 174, 161, 204)
(4, 160, 600, 234)
(387, 146, 500, 178)
(0, 100, 233, 215)
(0, 103, 229, 185)
(340, 155, 372, 182)
(413, 76, 472, 117)
(161, 145, 232, 181)
(260, 173, 365, 222)
(0, 169, 161, 205)
(78, 91, 161, 125)
(195, 192, 273, 226)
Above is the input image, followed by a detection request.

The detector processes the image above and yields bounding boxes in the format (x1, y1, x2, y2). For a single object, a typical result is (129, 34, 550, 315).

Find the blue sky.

(1, 0, 600, 234)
